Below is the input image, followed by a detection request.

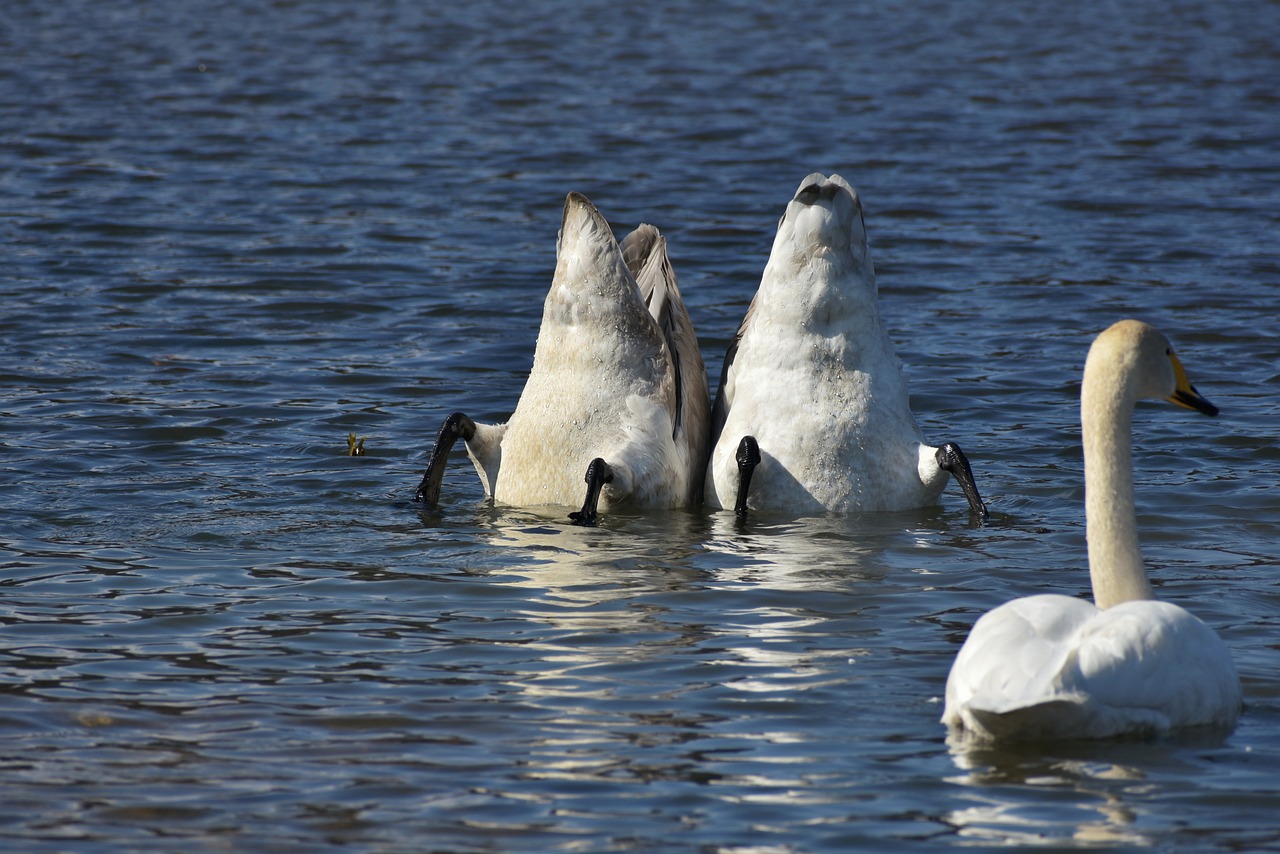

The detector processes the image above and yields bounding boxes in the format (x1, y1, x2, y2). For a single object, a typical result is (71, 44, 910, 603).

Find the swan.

(704, 172, 987, 517)
(414, 192, 710, 525)
(942, 319, 1242, 741)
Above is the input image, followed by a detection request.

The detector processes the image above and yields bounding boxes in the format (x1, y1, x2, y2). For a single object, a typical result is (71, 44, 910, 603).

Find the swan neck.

(1082, 367, 1154, 609)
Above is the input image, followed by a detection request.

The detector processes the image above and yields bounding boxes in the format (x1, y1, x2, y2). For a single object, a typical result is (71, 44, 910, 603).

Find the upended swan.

(705, 172, 987, 518)
(414, 192, 709, 525)
(942, 320, 1242, 741)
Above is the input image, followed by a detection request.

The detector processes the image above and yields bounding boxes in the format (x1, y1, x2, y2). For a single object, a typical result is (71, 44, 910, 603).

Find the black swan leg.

(733, 435, 761, 518)
(568, 457, 615, 527)
(414, 412, 477, 506)
(935, 442, 988, 520)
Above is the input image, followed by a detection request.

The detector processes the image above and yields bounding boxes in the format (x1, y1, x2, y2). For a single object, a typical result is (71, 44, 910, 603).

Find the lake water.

(3, 1, 1279, 850)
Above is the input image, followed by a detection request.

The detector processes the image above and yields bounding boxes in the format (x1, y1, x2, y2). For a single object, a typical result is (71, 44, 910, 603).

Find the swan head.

(769, 172, 870, 276)
(1085, 319, 1218, 416)
(1081, 320, 1217, 610)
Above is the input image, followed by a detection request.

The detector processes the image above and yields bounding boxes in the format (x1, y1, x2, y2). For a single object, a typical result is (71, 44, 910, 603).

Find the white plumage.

(415, 192, 709, 524)
(942, 320, 1242, 741)
(705, 172, 986, 517)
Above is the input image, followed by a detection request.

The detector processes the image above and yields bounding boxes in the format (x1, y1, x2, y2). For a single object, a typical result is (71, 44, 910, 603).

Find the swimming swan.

(414, 192, 709, 525)
(942, 319, 1242, 741)
(705, 172, 986, 518)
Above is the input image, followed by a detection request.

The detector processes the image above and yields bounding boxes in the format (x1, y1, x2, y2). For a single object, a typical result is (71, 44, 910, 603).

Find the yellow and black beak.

(1166, 351, 1219, 417)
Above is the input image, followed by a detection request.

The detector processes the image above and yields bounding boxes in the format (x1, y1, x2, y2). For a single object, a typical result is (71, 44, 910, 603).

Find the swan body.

(942, 320, 1241, 741)
(415, 192, 709, 523)
(705, 172, 985, 516)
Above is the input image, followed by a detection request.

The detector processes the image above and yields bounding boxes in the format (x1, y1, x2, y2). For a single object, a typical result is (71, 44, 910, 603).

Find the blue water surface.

(2, 1, 1278, 850)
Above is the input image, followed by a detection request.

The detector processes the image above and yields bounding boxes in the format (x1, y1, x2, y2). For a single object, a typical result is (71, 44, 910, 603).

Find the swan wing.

(943, 594, 1097, 732)
(623, 224, 711, 502)
(622, 225, 709, 443)
(621, 224, 680, 437)
(1057, 600, 1242, 734)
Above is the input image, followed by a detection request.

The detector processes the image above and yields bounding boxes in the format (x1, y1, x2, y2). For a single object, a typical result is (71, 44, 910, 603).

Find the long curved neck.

(1081, 361, 1155, 609)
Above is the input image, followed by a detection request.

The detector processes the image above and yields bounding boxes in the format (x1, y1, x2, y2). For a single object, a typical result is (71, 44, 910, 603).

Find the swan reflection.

(702, 509, 945, 590)
(942, 731, 1234, 847)
(464, 507, 879, 788)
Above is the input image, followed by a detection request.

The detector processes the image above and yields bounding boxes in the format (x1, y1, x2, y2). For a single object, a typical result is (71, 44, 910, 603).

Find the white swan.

(705, 172, 986, 517)
(415, 192, 710, 525)
(942, 319, 1242, 741)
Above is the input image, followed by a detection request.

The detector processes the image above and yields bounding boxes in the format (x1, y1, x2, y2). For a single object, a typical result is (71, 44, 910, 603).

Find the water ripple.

(2, 0, 1278, 850)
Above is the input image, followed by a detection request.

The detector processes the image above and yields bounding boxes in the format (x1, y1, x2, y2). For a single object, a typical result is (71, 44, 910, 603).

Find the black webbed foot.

(935, 442, 988, 521)
(568, 457, 614, 527)
(733, 435, 761, 518)
(414, 412, 477, 506)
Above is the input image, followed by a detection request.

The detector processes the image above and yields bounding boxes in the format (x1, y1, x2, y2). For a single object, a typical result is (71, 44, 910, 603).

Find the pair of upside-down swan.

(416, 173, 987, 524)
(942, 319, 1241, 741)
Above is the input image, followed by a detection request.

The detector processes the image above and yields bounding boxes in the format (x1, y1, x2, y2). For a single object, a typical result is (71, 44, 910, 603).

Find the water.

(2, 0, 1279, 850)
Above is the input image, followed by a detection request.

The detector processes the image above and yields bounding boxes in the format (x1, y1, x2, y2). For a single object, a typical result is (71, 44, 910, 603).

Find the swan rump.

(704, 172, 986, 517)
(414, 192, 709, 524)
(942, 320, 1241, 742)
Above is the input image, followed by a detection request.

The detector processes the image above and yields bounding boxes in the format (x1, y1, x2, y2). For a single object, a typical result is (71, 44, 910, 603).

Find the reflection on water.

(432, 506, 888, 816)
(3, 0, 1279, 847)
(946, 752, 1153, 846)
(481, 507, 869, 699)
(703, 511, 940, 588)
(942, 730, 1239, 848)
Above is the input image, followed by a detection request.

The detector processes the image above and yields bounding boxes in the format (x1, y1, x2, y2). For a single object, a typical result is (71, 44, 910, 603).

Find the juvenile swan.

(942, 320, 1241, 741)
(415, 192, 709, 525)
(705, 173, 986, 517)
